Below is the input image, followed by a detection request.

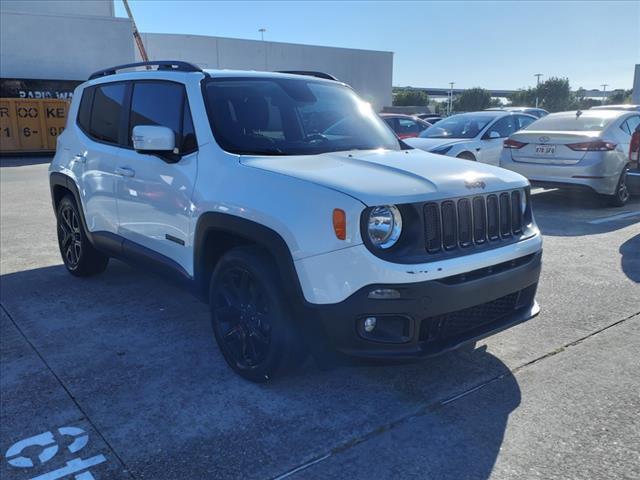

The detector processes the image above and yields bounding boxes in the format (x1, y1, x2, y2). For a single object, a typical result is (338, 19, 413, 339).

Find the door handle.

(115, 167, 135, 178)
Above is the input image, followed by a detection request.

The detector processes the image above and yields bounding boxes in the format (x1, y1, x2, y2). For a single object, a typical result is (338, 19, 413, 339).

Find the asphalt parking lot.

(1, 158, 639, 480)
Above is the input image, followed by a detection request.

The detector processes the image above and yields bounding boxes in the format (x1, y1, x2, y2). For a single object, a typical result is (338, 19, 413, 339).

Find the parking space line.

(271, 453, 332, 480)
(588, 211, 640, 224)
(0, 303, 134, 479)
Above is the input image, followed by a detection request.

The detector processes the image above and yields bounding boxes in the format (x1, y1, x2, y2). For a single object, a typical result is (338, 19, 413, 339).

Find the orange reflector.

(333, 209, 346, 240)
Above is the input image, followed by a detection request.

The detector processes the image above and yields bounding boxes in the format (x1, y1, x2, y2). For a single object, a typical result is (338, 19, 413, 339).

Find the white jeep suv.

(49, 61, 543, 382)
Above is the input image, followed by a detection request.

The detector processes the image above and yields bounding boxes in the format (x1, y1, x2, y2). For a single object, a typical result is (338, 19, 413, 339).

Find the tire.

(209, 246, 305, 382)
(606, 166, 630, 207)
(56, 195, 109, 276)
(456, 152, 476, 161)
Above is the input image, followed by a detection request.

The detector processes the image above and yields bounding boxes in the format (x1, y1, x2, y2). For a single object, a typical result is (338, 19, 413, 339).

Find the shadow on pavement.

(620, 234, 640, 283)
(0, 155, 52, 167)
(0, 261, 520, 480)
(531, 189, 640, 237)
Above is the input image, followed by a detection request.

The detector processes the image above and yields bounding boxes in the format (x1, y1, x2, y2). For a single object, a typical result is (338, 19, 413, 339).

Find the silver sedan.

(500, 109, 640, 206)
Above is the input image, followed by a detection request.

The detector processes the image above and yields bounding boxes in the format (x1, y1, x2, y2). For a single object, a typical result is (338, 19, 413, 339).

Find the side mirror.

(132, 125, 176, 152)
(487, 131, 501, 139)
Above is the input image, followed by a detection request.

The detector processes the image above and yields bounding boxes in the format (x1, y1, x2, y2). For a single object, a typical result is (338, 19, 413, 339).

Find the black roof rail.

(88, 60, 208, 80)
(276, 70, 338, 81)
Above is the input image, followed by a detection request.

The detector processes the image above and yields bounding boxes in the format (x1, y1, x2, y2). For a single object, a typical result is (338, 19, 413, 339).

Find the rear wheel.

(456, 152, 476, 161)
(606, 167, 630, 207)
(209, 246, 305, 382)
(56, 195, 109, 276)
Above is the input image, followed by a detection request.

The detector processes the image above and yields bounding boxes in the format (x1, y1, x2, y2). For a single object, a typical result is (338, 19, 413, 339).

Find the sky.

(114, 0, 639, 91)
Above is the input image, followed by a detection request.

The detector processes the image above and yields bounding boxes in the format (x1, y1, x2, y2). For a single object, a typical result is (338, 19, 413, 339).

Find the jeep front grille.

(423, 190, 525, 253)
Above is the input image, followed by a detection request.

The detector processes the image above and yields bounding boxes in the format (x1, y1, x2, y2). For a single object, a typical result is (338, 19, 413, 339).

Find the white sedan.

(405, 111, 537, 165)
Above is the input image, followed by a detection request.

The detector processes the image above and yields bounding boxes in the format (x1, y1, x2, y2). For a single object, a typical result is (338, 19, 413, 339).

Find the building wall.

(0, 0, 114, 17)
(633, 64, 640, 104)
(139, 33, 394, 109)
(0, 10, 134, 81)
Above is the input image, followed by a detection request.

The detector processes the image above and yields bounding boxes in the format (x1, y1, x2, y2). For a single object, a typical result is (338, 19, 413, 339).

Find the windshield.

(203, 77, 401, 156)
(419, 114, 496, 139)
(525, 113, 616, 132)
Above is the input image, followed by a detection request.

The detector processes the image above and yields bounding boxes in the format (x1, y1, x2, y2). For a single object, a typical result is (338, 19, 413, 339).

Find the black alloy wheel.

(209, 247, 305, 382)
(58, 202, 83, 268)
(56, 195, 109, 276)
(212, 266, 272, 369)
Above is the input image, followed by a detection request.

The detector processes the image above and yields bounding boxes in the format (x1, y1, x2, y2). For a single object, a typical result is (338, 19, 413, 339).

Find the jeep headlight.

(367, 205, 402, 249)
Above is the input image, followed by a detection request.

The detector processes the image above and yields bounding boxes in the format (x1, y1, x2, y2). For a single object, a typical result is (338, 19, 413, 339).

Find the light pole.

(448, 82, 455, 115)
(601, 83, 608, 104)
(258, 28, 266, 41)
(534, 73, 543, 108)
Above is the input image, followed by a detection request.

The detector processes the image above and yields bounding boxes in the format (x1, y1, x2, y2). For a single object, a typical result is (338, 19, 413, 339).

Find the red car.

(380, 113, 431, 139)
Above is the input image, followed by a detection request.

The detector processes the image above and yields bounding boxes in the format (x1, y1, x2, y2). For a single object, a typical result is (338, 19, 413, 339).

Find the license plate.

(535, 144, 556, 155)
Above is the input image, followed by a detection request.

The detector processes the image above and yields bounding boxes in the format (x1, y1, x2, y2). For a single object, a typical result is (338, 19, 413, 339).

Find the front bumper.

(302, 250, 542, 359)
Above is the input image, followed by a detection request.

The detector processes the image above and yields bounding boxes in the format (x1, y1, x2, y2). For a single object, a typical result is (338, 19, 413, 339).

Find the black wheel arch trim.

(193, 212, 304, 302)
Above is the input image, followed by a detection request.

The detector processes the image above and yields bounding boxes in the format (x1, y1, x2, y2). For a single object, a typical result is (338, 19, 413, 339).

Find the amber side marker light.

(333, 208, 346, 240)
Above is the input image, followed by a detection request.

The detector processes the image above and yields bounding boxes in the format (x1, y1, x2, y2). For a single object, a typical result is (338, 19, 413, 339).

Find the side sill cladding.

(49, 172, 192, 289)
(193, 212, 305, 303)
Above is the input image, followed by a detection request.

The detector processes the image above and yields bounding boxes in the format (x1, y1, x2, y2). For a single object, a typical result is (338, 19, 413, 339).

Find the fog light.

(364, 317, 377, 332)
(368, 288, 401, 300)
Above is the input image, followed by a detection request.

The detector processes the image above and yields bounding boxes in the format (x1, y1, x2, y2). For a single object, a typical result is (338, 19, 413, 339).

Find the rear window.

(89, 83, 127, 143)
(525, 114, 615, 132)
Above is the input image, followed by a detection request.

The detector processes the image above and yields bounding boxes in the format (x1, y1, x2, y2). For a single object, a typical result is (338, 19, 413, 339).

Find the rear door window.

(90, 83, 127, 144)
(486, 116, 517, 138)
(516, 115, 536, 130)
(77, 87, 94, 132)
(623, 116, 640, 136)
(397, 118, 422, 135)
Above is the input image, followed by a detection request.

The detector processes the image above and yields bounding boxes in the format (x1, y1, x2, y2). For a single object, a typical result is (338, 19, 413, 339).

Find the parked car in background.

(379, 113, 431, 139)
(626, 123, 640, 195)
(485, 106, 549, 118)
(500, 110, 640, 206)
(415, 113, 443, 124)
(405, 111, 537, 165)
(590, 104, 640, 112)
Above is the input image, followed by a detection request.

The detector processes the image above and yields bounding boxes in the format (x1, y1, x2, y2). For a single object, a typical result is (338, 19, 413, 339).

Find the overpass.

(395, 86, 615, 99)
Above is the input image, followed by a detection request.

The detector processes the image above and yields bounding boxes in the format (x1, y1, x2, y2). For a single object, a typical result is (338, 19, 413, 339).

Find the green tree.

(509, 88, 537, 107)
(572, 87, 602, 110)
(393, 89, 430, 106)
(452, 87, 492, 112)
(607, 89, 633, 105)
(538, 77, 573, 112)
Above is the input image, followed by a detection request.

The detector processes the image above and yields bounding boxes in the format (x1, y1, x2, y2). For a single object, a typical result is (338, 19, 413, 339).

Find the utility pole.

(448, 82, 455, 115)
(259, 28, 266, 41)
(534, 73, 543, 108)
(601, 83, 608, 103)
(122, 0, 149, 63)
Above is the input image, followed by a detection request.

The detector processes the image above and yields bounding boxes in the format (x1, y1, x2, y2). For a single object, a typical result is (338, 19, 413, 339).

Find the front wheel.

(606, 167, 630, 207)
(56, 195, 109, 276)
(209, 246, 305, 382)
(456, 152, 476, 161)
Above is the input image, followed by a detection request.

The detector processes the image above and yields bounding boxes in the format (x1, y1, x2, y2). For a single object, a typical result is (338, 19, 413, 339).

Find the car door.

(477, 115, 518, 165)
(115, 80, 198, 273)
(76, 82, 129, 234)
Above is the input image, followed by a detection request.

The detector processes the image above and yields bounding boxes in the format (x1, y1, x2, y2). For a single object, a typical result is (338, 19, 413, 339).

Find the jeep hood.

(404, 137, 470, 152)
(240, 149, 528, 206)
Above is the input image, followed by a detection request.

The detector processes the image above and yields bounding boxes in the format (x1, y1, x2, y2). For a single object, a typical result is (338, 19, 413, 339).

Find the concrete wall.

(0, 0, 114, 17)
(139, 33, 394, 109)
(0, 10, 134, 81)
(633, 64, 640, 104)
